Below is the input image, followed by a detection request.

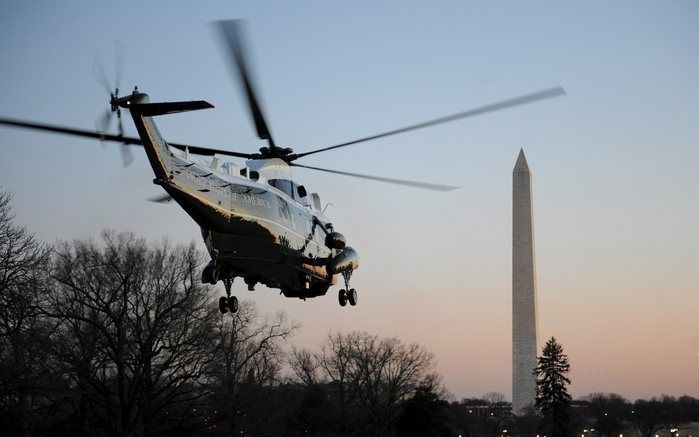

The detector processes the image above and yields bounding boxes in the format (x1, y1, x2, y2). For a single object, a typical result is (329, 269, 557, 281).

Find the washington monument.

(512, 148, 539, 414)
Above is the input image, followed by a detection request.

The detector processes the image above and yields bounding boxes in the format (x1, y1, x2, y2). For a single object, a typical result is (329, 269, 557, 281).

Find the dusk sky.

(1, 1, 697, 401)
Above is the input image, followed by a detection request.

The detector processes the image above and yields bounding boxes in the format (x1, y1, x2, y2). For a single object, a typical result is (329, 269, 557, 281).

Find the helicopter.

(0, 20, 565, 314)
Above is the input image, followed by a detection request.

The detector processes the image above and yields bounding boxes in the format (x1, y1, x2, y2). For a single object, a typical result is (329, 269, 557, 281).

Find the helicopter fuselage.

(127, 92, 354, 298)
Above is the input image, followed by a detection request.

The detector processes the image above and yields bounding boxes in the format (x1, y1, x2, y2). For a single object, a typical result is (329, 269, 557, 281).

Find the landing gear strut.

(202, 260, 239, 315)
(217, 273, 238, 315)
(338, 270, 358, 307)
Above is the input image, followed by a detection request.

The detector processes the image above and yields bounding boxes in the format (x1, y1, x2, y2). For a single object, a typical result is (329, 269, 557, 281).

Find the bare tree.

(293, 331, 440, 436)
(584, 392, 629, 437)
(349, 334, 439, 435)
(208, 300, 299, 435)
(630, 398, 667, 437)
(0, 190, 53, 436)
(289, 347, 321, 387)
(316, 330, 358, 434)
(482, 392, 506, 405)
(47, 231, 218, 437)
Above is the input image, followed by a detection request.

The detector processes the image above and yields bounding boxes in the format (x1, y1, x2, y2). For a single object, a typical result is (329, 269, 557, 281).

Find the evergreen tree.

(534, 336, 572, 437)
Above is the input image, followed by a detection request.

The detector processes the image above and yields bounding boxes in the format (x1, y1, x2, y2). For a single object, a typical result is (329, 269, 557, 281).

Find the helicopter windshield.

(268, 178, 302, 201)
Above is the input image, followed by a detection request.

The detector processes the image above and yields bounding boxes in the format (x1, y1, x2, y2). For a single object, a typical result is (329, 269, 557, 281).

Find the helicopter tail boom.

(124, 92, 176, 179)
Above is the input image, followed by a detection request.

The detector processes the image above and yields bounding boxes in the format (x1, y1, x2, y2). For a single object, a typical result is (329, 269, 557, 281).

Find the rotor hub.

(258, 146, 294, 160)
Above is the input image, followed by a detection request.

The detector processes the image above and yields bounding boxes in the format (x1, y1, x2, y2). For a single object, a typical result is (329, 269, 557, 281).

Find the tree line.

(0, 189, 697, 437)
(523, 336, 698, 437)
(0, 190, 442, 437)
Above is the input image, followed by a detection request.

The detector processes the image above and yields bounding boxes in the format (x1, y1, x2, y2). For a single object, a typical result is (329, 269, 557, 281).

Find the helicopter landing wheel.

(218, 296, 229, 314)
(339, 271, 356, 308)
(221, 276, 238, 314)
(347, 288, 358, 306)
(228, 295, 239, 314)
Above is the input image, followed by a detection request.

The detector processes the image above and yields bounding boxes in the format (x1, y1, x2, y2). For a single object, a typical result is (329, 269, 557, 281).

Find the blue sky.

(1, 1, 698, 399)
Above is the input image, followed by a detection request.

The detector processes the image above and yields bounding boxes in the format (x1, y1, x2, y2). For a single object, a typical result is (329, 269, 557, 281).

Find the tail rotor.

(92, 43, 133, 166)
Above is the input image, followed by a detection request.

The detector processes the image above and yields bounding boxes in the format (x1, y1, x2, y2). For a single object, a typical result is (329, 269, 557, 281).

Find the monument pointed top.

(514, 148, 530, 173)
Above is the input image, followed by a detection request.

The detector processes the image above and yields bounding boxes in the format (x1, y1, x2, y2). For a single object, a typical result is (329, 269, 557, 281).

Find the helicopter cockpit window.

(268, 179, 301, 201)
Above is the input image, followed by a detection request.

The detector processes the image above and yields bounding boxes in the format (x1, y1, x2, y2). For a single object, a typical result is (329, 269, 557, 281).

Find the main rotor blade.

(215, 19, 276, 148)
(293, 87, 566, 160)
(0, 117, 255, 159)
(290, 163, 459, 192)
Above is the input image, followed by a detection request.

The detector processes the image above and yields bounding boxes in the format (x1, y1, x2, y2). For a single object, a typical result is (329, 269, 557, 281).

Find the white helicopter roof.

(246, 157, 291, 180)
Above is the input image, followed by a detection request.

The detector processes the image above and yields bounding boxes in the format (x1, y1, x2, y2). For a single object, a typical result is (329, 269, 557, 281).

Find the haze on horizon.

(0, 0, 697, 401)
